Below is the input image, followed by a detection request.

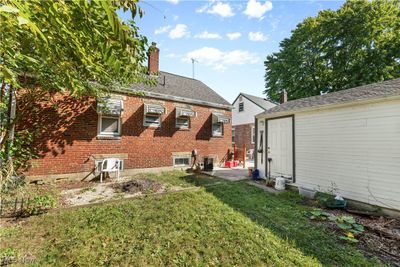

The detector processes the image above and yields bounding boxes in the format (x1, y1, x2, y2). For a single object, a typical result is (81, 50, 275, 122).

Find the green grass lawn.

(1, 172, 381, 266)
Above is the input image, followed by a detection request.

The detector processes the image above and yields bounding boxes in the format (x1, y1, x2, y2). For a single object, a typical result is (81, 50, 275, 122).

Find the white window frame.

(173, 156, 191, 167)
(232, 128, 235, 144)
(212, 122, 223, 137)
(251, 126, 255, 144)
(98, 115, 121, 137)
(94, 159, 124, 173)
(144, 113, 161, 127)
(176, 116, 190, 129)
(239, 102, 244, 112)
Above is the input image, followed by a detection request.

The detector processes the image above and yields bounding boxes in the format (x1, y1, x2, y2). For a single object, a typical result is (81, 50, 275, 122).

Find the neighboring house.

(255, 79, 400, 212)
(22, 43, 232, 182)
(232, 93, 276, 152)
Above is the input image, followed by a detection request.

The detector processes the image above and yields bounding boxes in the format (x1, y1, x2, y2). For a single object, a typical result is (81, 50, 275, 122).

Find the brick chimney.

(148, 42, 159, 75)
(280, 90, 288, 104)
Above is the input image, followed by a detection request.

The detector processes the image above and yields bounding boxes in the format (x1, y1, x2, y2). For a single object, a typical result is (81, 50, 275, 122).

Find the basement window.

(173, 156, 191, 167)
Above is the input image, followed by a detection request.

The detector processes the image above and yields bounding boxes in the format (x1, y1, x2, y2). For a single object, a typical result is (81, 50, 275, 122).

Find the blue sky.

(119, 0, 344, 103)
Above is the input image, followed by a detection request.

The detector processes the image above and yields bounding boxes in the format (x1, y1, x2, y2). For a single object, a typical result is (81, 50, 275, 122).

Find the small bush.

(23, 195, 56, 216)
(308, 209, 364, 243)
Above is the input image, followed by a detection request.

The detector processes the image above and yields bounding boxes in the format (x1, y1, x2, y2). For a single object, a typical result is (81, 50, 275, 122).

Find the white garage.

(255, 79, 400, 212)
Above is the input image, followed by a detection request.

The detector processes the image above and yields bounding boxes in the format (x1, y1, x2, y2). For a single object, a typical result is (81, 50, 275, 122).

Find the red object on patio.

(225, 161, 239, 168)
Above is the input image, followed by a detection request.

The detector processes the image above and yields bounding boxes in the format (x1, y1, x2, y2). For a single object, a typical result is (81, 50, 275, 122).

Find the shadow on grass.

(179, 174, 379, 266)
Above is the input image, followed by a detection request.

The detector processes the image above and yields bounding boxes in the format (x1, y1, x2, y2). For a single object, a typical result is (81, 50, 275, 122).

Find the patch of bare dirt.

(58, 177, 198, 207)
(312, 208, 400, 266)
(112, 179, 163, 194)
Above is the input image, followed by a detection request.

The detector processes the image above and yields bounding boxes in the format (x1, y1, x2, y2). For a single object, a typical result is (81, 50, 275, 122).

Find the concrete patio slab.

(247, 181, 286, 194)
(203, 167, 250, 181)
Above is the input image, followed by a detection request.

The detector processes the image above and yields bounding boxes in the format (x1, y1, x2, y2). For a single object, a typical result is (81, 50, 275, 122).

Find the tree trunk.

(0, 81, 5, 146)
(7, 85, 16, 162)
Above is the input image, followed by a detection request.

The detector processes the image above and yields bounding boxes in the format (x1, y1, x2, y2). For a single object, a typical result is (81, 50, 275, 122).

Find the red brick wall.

(19, 92, 232, 177)
(233, 123, 255, 151)
(148, 42, 160, 75)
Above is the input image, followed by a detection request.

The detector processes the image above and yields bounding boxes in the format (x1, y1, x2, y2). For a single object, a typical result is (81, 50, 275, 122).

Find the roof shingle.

(239, 93, 276, 110)
(262, 78, 400, 116)
(132, 71, 231, 108)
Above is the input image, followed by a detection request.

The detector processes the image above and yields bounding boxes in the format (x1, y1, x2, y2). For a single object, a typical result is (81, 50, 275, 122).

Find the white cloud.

(169, 24, 190, 39)
(165, 53, 180, 58)
(185, 47, 259, 71)
(194, 31, 222, 39)
(196, 2, 210, 13)
(197, 1, 235, 18)
(173, 15, 179, 21)
(166, 0, 179, 4)
(154, 25, 171, 35)
(244, 0, 273, 19)
(248, 31, 268, 42)
(226, 32, 241, 40)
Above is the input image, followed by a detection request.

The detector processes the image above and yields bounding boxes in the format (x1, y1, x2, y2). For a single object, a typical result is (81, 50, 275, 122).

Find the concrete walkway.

(203, 167, 250, 181)
(202, 160, 255, 181)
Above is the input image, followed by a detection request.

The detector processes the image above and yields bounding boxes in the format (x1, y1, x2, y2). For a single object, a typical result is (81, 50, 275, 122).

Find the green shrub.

(308, 209, 364, 243)
(23, 195, 56, 216)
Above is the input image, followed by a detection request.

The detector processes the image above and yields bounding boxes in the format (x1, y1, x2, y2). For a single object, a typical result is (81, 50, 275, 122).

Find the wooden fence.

(0, 198, 28, 218)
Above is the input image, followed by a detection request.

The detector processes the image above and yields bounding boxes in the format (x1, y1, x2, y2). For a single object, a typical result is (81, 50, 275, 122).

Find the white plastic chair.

(99, 158, 121, 183)
(246, 149, 254, 160)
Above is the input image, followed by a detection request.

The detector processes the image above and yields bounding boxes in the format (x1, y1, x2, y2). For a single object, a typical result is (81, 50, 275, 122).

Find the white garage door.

(267, 117, 293, 180)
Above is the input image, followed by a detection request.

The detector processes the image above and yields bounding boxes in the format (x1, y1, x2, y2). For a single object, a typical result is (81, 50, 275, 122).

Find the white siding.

(295, 99, 400, 210)
(232, 96, 265, 126)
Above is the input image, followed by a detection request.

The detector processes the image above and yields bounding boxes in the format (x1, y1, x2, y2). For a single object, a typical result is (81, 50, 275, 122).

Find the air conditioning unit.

(275, 177, 286, 191)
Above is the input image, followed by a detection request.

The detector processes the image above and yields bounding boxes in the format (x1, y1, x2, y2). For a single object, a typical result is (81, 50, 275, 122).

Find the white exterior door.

(267, 117, 293, 179)
(256, 119, 266, 178)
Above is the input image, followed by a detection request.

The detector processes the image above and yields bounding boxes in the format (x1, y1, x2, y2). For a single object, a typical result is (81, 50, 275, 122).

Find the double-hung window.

(212, 122, 223, 136)
(175, 107, 196, 129)
(211, 112, 230, 137)
(97, 98, 123, 137)
(144, 103, 165, 127)
(239, 102, 244, 112)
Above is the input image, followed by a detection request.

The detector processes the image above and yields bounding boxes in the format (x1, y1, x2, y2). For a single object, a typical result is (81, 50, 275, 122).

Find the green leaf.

(0, 5, 19, 13)
(17, 16, 29, 25)
(337, 223, 352, 230)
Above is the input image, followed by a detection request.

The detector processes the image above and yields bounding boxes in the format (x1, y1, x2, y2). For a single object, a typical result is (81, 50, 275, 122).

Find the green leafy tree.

(264, 0, 400, 102)
(0, 0, 150, 170)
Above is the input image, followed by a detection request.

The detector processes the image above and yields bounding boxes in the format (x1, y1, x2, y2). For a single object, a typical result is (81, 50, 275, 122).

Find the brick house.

(22, 43, 232, 182)
(232, 93, 275, 155)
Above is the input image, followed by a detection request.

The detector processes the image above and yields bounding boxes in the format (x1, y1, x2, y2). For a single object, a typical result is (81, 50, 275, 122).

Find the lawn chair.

(99, 158, 121, 183)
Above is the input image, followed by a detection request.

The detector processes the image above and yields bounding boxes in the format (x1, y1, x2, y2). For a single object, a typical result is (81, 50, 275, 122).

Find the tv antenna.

(191, 58, 198, 79)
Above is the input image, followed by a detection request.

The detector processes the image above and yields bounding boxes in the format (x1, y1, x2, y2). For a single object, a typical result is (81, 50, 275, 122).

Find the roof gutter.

(256, 94, 400, 119)
(113, 86, 233, 110)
